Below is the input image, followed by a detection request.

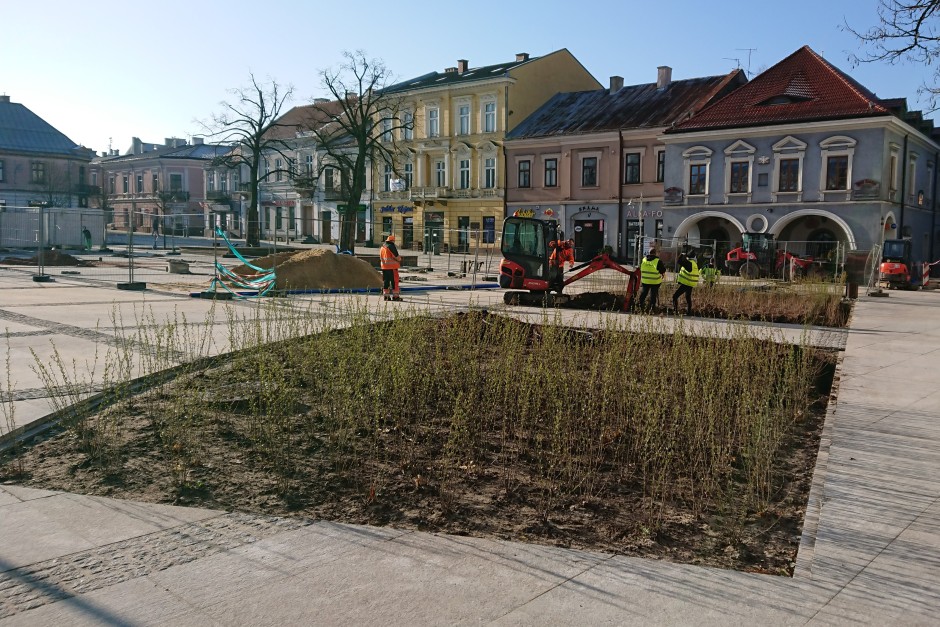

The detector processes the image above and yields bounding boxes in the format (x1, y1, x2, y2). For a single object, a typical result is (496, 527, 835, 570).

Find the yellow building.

(373, 50, 600, 252)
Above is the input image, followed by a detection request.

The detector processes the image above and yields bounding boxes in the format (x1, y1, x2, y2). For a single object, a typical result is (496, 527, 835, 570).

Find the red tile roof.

(667, 46, 890, 133)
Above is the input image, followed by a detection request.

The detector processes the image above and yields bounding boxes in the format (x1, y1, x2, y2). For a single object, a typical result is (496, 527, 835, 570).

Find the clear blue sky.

(1, 0, 930, 154)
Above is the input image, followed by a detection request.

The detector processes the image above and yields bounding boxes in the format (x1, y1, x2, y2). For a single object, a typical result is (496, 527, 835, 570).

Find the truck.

(725, 232, 815, 279)
(498, 214, 640, 308)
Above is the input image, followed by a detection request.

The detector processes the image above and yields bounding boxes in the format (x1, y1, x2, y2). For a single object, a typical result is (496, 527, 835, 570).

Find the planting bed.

(2, 312, 836, 575)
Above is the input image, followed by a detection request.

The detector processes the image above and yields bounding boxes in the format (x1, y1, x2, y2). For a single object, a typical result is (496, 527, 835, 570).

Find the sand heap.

(232, 249, 381, 291)
(0, 250, 92, 267)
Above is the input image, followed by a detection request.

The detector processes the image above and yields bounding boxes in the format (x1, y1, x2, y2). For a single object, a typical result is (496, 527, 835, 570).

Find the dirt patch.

(0, 250, 93, 267)
(232, 249, 381, 291)
(2, 315, 834, 576)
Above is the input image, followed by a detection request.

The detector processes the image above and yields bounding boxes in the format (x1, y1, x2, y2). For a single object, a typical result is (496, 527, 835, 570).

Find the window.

(771, 136, 806, 197)
(730, 162, 749, 193)
(825, 155, 848, 190)
(92, 171, 98, 186)
(909, 155, 918, 197)
(544, 158, 557, 187)
(324, 167, 334, 191)
(459, 159, 470, 189)
(122, 175, 129, 194)
(623, 152, 641, 184)
(402, 111, 414, 140)
(428, 108, 439, 137)
(819, 136, 855, 194)
(458, 104, 470, 135)
(889, 152, 898, 191)
(656, 151, 665, 183)
(384, 163, 392, 191)
(78, 166, 85, 184)
(220, 173, 228, 193)
(169, 174, 182, 192)
(518, 160, 531, 188)
(689, 164, 707, 195)
(381, 117, 392, 143)
(484, 157, 496, 188)
(777, 159, 798, 192)
(135, 174, 142, 193)
(435, 160, 446, 187)
(152, 174, 158, 191)
(305, 154, 314, 175)
(483, 102, 496, 133)
(275, 158, 283, 182)
(0, 160, 4, 182)
(31, 162, 45, 184)
(404, 163, 413, 188)
(109, 177, 115, 194)
(207, 173, 215, 192)
(581, 157, 597, 187)
(723, 140, 755, 197)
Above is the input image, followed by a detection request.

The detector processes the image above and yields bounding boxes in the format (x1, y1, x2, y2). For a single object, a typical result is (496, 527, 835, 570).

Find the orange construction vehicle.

(879, 239, 918, 289)
(499, 214, 640, 308)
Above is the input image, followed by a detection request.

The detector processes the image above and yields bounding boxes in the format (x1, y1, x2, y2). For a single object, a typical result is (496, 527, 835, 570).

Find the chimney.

(609, 76, 624, 94)
(445, 66, 457, 74)
(657, 66, 672, 89)
(515, 52, 529, 62)
(0, 95, 10, 103)
(132, 137, 143, 154)
(457, 59, 469, 74)
(313, 97, 329, 104)
(192, 136, 204, 145)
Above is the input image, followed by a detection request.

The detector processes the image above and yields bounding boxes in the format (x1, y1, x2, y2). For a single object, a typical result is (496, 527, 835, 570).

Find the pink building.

(504, 68, 745, 263)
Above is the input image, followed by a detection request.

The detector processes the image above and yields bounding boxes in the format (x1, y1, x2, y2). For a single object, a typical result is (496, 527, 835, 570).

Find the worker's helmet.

(386, 234, 395, 242)
(549, 240, 558, 248)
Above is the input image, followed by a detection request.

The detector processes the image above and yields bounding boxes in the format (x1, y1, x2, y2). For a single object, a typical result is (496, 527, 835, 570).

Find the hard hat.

(386, 234, 395, 242)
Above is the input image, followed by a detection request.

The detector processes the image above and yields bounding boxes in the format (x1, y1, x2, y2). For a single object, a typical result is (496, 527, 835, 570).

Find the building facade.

(373, 50, 601, 252)
(660, 46, 940, 267)
(0, 95, 96, 212)
(94, 137, 231, 236)
(504, 67, 745, 262)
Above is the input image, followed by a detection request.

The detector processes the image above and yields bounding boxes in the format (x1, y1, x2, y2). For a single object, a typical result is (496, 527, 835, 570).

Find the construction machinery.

(499, 214, 640, 308)
(725, 232, 815, 279)
(879, 238, 917, 289)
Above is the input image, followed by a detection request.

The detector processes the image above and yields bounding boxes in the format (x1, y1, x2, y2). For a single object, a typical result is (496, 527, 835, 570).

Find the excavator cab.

(499, 216, 559, 292)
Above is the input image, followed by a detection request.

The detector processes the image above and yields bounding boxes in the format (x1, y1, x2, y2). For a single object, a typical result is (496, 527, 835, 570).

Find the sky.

(2, 0, 932, 155)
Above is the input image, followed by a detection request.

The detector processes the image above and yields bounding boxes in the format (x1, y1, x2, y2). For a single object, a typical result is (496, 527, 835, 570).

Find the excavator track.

(503, 291, 571, 307)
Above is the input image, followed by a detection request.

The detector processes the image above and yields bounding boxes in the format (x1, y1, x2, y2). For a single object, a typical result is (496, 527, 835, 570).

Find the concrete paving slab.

(0, 485, 60, 501)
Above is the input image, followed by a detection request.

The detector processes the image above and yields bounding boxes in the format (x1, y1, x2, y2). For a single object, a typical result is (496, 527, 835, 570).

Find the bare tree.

(848, 1, 940, 108)
(32, 162, 73, 208)
(198, 74, 295, 246)
(301, 51, 407, 253)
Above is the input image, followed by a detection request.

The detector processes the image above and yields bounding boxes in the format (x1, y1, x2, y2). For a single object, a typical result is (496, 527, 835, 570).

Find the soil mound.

(232, 249, 381, 291)
(0, 250, 92, 267)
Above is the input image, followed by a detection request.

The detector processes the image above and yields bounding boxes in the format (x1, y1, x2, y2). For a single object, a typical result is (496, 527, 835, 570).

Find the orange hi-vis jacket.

(549, 241, 575, 268)
(379, 243, 401, 270)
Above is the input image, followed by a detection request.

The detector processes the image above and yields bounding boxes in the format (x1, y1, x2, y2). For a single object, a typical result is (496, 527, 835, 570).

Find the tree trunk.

(247, 172, 261, 246)
(339, 207, 357, 253)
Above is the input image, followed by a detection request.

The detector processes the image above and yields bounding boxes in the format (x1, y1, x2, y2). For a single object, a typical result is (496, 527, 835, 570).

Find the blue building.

(660, 46, 940, 268)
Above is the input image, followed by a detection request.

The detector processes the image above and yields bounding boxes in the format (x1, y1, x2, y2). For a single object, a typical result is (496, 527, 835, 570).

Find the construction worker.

(672, 250, 700, 315)
(637, 246, 666, 313)
(549, 238, 576, 289)
(701, 257, 721, 287)
(379, 234, 403, 301)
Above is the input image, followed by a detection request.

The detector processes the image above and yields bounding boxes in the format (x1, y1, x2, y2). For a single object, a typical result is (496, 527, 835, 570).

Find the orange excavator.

(879, 239, 917, 289)
(498, 214, 640, 308)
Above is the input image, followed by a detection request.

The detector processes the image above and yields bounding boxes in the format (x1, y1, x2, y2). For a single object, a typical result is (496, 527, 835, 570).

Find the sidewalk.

(1, 282, 938, 624)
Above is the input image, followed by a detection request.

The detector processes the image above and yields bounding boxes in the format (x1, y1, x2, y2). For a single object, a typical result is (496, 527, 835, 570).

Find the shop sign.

(380, 204, 413, 213)
(514, 209, 536, 218)
(577, 205, 599, 212)
(625, 209, 663, 218)
(424, 211, 444, 221)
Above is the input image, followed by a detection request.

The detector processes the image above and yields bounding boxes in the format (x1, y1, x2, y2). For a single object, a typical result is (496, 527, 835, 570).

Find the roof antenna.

(723, 57, 741, 70)
(736, 48, 757, 78)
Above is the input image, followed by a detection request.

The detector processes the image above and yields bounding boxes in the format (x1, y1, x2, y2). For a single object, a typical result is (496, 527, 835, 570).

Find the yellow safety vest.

(678, 259, 700, 287)
(640, 258, 662, 285)
(701, 266, 720, 284)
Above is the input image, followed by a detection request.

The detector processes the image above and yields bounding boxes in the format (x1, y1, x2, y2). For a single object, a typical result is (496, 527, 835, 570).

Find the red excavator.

(499, 214, 640, 308)
(725, 232, 815, 279)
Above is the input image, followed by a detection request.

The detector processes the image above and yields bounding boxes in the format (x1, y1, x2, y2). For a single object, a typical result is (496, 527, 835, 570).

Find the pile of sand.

(0, 251, 92, 267)
(232, 249, 381, 291)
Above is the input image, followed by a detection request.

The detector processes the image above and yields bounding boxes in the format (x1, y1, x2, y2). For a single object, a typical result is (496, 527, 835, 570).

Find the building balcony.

(206, 190, 230, 201)
(323, 189, 344, 201)
(377, 190, 409, 200)
(73, 184, 101, 195)
(411, 186, 449, 199)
